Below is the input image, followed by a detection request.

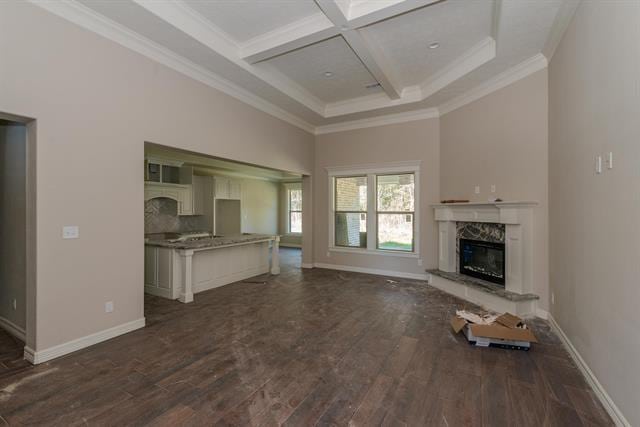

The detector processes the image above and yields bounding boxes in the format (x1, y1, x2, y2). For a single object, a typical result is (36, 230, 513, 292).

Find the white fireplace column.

(433, 202, 537, 296)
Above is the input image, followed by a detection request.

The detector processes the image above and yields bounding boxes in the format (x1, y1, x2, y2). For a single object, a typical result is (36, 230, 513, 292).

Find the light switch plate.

(62, 226, 79, 239)
(474, 186, 480, 194)
(606, 152, 613, 169)
(595, 156, 602, 174)
(105, 301, 114, 313)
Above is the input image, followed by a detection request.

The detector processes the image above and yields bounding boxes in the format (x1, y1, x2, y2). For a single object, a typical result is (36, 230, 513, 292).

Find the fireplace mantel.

(432, 201, 538, 298)
(432, 201, 538, 225)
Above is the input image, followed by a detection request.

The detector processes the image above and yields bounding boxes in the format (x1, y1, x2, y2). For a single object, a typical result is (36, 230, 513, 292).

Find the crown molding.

(316, 52, 548, 134)
(30, 1, 551, 137)
(542, 0, 581, 61)
(29, 0, 316, 134)
(419, 37, 496, 99)
(438, 53, 548, 116)
(315, 107, 439, 135)
(134, 0, 326, 116)
(323, 37, 495, 118)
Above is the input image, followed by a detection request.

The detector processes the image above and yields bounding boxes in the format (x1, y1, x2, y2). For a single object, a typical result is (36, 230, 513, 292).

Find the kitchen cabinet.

(214, 176, 241, 200)
(144, 246, 180, 299)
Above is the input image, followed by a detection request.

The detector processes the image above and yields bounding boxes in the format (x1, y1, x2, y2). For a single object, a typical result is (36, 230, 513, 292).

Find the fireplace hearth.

(459, 238, 505, 286)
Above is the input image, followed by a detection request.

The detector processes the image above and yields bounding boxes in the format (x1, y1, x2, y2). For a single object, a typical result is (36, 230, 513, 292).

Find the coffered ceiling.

(35, 0, 578, 133)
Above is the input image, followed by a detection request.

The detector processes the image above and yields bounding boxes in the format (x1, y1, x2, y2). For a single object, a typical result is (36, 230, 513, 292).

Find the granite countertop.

(145, 233, 276, 250)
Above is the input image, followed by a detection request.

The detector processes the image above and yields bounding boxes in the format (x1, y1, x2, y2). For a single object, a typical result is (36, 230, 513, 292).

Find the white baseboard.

(301, 263, 314, 269)
(280, 243, 302, 248)
(24, 318, 145, 365)
(0, 316, 26, 341)
(313, 262, 428, 281)
(548, 314, 629, 427)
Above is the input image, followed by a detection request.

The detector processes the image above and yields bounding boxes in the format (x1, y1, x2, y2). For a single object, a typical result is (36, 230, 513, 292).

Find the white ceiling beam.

(347, 0, 441, 27)
(241, 14, 338, 64)
(315, 0, 402, 99)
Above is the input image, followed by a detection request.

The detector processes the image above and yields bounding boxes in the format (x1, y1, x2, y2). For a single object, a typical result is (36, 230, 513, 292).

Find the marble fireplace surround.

(433, 201, 537, 296)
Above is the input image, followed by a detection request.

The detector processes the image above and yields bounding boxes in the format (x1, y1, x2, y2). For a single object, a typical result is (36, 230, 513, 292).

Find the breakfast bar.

(144, 233, 280, 303)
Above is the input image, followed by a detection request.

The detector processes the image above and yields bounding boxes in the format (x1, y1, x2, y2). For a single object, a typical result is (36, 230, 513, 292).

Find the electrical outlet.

(105, 301, 114, 313)
(491, 185, 496, 193)
(62, 226, 79, 239)
(474, 186, 480, 194)
(417, 259, 423, 266)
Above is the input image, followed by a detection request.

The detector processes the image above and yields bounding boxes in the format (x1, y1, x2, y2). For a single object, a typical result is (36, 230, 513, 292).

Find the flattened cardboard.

(470, 324, 538, 343)
(495, 312, 524, 329)
(451, 316, 467, 333)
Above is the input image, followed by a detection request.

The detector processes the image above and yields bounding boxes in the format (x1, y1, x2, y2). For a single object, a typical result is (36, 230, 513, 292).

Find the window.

(288, 187, 302, 233)
(329, 163, 418, 256)
(377, 174, 415, 251)
(334, 176, 367, 248)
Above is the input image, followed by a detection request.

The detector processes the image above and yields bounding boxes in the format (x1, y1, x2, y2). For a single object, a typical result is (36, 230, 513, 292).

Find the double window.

(288, 187, 302, 234)
(331, 165, 418, 254)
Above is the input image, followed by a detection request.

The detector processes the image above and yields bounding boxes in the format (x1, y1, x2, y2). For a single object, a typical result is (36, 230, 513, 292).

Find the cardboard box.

(451, 311, 537, 351)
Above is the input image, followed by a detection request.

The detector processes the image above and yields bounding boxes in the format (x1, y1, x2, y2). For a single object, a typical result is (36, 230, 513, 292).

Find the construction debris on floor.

(451, 310, 538, 351)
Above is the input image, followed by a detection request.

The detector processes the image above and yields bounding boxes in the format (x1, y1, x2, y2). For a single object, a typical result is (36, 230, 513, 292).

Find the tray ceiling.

(39, 0, 574, 133)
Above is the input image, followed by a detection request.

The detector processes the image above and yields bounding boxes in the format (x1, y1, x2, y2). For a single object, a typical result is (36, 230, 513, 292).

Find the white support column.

(271, 236, 281, 275)
(178, 249, 194, 303)
(438, 221, 457, 272)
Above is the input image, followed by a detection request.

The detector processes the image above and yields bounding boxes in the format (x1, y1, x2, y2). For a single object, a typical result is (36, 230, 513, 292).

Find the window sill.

(329, 246, 419, 258)
(285, 232, 302, 236)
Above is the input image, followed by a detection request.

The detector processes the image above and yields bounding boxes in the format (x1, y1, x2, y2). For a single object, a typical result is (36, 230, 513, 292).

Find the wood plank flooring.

(0, 248, 612, 426)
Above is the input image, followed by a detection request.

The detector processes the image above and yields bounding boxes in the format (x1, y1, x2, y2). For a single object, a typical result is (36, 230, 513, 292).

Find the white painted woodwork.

(433, 202, 537, 295)
(270, 236, 280, 275)
(144, 238, 279, 303)
(213, 176, 241, 200)
(144, 182, 195, 216)
(178, 250, 194, 303)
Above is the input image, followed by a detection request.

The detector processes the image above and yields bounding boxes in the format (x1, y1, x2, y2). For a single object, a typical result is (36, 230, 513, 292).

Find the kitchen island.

(144, 233, 280, 303)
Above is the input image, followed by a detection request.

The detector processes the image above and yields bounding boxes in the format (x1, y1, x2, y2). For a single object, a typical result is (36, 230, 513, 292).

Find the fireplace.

(459, 238, 505, 286)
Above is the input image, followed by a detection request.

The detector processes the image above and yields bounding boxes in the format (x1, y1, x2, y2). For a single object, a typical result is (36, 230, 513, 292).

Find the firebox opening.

(459, 238, 505, 286)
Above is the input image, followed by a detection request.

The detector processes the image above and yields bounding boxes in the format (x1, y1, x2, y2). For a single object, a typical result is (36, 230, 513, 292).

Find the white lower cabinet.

(144, 246, 180, 299)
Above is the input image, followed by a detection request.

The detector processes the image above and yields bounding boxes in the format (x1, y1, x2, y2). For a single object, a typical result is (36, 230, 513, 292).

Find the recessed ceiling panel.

(183, 0, 321, 43)
(361, 0, 494, 87)
(263, 36, 382, 103)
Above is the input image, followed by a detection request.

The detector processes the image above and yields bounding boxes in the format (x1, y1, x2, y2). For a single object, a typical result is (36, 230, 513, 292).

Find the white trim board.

(24, 318, 145, 365)
(0, 316, 26, 342)
(548, 314, 630, 427)
(313, 262, 428, 281)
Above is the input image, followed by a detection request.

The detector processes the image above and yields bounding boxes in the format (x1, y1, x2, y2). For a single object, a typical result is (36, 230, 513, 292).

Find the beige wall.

(314, 119, 440, 276)
(240, 178, 279, 235)
(549, 1, 640, 425)
(0, 2, 313, 351)
(0, 123, 27, 332)
(440, 70, 549, 309)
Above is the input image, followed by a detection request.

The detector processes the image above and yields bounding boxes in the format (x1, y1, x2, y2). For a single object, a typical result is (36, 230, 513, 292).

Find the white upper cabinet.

(214, 176, 241, 200)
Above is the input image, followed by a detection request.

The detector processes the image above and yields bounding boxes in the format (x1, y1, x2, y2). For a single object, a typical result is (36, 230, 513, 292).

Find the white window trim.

(284, 182, 302, 236)
(327, 161, 420, 258)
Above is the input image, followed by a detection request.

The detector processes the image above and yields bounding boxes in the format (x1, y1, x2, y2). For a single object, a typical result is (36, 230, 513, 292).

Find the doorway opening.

(0, 112, 37, 368)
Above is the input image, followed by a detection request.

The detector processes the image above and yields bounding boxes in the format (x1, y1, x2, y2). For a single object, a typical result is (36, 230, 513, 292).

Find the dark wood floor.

(0, 248, 611, 426)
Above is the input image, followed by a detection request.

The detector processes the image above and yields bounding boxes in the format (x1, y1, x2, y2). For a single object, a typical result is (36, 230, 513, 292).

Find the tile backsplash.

(145, 198, 208, 234)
